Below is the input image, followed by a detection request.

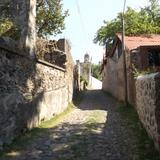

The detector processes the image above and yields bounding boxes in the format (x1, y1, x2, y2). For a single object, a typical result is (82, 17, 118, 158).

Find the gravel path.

(1, 89, 139, 160)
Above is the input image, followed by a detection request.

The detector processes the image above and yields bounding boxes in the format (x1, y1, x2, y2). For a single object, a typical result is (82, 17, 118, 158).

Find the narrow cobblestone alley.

(0, 89, 158, 160)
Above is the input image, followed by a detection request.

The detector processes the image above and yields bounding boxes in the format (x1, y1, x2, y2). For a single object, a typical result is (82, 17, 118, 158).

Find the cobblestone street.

(0, 89, 154, 160)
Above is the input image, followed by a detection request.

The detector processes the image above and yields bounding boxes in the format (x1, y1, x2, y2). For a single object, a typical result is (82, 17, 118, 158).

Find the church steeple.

(84, 53, 89, 63)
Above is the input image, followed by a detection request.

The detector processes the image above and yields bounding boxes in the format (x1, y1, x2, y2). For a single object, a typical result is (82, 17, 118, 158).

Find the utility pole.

(122, 0, 128, 105)
(90, 56, 92, 87)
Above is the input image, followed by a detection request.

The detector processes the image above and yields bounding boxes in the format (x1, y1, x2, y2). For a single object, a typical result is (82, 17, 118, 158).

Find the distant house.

(102, 34, 160, 106)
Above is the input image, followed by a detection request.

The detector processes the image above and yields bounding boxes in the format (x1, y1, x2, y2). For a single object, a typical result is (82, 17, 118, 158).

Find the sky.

(54, 0, 148, 64)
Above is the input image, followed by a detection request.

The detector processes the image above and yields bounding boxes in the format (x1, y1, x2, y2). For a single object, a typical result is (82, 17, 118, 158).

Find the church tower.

(84, 53, 89, 63)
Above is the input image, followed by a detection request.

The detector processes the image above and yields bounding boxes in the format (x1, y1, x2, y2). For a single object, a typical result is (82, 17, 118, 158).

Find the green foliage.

(80, 76, 88, 85)
(117, 103, 160, 160)
(131, 64, 160, 77)
(0, 19, 13, 36)
(93, 18, 121, 45)
(0, 103, 75, 157)
(37, 0, 69, 37)
(39, 103, 75, 128)
(0, 2, 14, 36)
(91, 63, 102, 80)
(0, 0, 68, 38)
(0, 19, 21, 39)
(94, 0, 160, 45)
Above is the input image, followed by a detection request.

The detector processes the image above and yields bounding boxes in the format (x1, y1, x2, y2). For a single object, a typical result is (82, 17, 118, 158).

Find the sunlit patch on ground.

(0, 90, 159, 160)
(6, 151, 21, 157)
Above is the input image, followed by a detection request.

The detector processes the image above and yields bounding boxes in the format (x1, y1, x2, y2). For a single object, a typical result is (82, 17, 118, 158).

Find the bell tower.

(84, 53, 89, 63)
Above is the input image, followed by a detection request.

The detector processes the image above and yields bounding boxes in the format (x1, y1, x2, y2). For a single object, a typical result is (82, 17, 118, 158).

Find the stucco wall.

(102, 49, 125, 101)
(102, 47, 137, 106)
(126, 52, 136, 107)
(136, 73, 160, 150)
(0, 45, 74, 150)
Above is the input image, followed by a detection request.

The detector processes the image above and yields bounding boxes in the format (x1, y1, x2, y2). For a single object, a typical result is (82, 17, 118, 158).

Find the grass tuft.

(117, 103, 160, 160)
(40, 103, 75, 129)
(0, 103, 75, 157)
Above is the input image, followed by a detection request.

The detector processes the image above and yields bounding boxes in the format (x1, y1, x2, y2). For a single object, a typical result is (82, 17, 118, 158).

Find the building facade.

(102, 34, 160, 106)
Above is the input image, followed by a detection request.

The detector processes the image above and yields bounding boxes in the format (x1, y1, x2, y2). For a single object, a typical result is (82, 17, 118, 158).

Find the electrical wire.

(75, 0, 88, 50)
(75, 0, 102, 64)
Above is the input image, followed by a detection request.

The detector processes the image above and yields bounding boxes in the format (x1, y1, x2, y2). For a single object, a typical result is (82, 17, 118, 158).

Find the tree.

(94, 0, 160, 45)
(92, 63, 102, 81)
(0, 1, 13, 36)
(36, 0, 69, 37)
(142, 0, 160, 23)
(0, 0, 68, 38)
(93, 18, 121, 45)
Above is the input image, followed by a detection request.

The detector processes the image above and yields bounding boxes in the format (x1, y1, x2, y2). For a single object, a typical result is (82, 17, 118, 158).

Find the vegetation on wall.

(0, 19, 16, 38)
(0, 3, 19, 38)
(94, 0, 160, 45)
(131, 64, 160, 77)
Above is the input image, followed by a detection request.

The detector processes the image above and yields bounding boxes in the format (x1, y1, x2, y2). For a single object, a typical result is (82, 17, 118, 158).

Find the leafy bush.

(91, 63, 102, 81)
(131, 64, 160, 77)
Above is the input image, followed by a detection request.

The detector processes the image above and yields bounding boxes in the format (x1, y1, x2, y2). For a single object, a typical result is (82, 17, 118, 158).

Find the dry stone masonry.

(36, 38, 66, 68)
(136, 73, 160, 150)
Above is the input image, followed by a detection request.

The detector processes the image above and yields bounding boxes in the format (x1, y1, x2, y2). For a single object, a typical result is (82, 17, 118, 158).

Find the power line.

(75, 0, 88, 48)
(122, 0, 128, 104)
(75, 0, 101, 64)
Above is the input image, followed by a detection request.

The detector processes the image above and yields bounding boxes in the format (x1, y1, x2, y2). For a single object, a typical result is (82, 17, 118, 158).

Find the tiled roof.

(117, 34, 160, 50)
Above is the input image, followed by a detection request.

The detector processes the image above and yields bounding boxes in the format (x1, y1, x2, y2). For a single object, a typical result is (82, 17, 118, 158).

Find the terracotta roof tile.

(116, 34, 160, 50)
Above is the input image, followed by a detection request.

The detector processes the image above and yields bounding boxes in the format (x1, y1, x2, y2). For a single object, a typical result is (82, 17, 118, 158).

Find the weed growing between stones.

(0, 103, 75, 157)
(117, 103, 160, 160)
(73, 90, 85, 106)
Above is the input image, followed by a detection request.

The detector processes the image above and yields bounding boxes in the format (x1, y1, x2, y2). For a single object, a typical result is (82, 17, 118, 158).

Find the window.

(111, 43, 122, 62)
(148, 49, 160, 66)
(112, 47, 119, 62)
(118, 43, 122, 58)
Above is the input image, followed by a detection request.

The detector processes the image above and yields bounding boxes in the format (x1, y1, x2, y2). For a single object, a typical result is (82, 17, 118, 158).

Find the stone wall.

(0, 40, 74, 150)
(57, 39, 74, 103)
(36, 38, 67, 68)
(136, 73, 160, 150)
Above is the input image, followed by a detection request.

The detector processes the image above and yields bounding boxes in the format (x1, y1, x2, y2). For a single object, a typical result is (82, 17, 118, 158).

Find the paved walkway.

(90, 76, 102, 89)
(2, 89, 139, 160)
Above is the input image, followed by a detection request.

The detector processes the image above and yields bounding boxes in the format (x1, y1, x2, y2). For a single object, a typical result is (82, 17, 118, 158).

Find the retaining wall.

(136, 73, 160, 150)
(0, 42, 74, 149)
